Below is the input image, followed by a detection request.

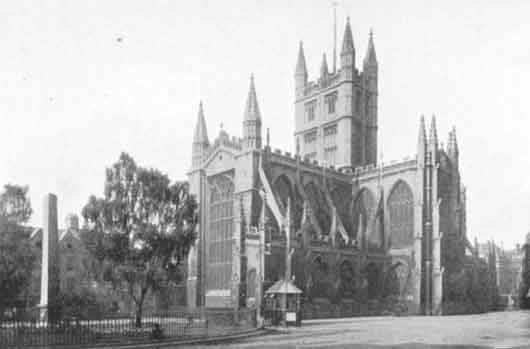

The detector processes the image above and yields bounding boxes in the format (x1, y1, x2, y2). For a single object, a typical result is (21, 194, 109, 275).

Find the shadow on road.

(212, 344, 496, 349)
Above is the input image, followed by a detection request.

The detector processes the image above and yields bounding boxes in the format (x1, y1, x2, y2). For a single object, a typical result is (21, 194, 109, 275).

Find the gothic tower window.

(387, 180, 414, 248)
(304, 131, 317, 160)
(323, 124, 338, 166)
(305, 100, 316, 122)
(325, 92, 338, 114)
(207, 175, 234, 290)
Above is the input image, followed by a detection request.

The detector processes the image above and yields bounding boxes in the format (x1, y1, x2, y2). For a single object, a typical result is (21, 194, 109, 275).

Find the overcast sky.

(1, 0, 529, 248)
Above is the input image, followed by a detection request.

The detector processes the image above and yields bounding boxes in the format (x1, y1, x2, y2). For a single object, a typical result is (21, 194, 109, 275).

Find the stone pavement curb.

(83, 328, 272, 349)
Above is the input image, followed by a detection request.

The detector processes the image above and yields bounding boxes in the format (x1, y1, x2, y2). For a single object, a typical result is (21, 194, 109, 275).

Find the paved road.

(181, 311, 530, 349)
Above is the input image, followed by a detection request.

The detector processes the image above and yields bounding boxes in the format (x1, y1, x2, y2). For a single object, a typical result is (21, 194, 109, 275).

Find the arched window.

(273, 175, 292, 214)
(331, 185, 353, 235)
(273, 175, 302, 231)
(365, 262, 380, 298)
(387, 181, 414, 248)
(339, 260, 356, 298)
(384, 262, 410, 298)
(305, 182, 331, 234)
(352, 189, 375, 241)
(207, 175, 234, 290)
(309, 256, 330, 299)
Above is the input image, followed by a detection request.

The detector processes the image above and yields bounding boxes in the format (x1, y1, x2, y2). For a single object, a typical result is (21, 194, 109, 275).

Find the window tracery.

(207, 175, 234, 290)
(387, 181, 414, 248)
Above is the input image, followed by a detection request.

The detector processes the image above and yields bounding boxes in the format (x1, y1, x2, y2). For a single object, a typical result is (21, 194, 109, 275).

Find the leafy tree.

(0, 184, 32, 224)
(81, 153, 197, 327)
(0, 184, 35, 315)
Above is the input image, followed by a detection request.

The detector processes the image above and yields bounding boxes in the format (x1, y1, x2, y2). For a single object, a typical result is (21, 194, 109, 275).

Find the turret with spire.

(295, 41, 308, 98)
(363, 29, 378, 70)
(340, 17, 355, 69)
(447, 126, 459, 167)
(417, 115, 427, 165)
(192, 101, 210, 168)
(242, 74, 262, 149)
(320, 53, 329, 82)
(429, 115, 439, 163)
(363, 29, 378, 165)
(363, 29, 378, 92)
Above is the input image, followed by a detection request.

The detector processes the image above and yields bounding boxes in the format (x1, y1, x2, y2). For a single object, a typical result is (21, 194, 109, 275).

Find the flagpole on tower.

(333, 1, 338, 73)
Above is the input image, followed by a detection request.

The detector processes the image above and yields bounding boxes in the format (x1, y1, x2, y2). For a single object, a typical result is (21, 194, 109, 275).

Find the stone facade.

(187, 18, 468, 316)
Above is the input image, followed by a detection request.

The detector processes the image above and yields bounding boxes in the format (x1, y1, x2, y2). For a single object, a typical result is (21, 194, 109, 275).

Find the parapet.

(266, 146, 349, 180)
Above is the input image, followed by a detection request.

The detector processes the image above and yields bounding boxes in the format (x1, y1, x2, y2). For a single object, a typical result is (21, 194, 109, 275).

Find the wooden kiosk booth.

(264, 279, 302, 327)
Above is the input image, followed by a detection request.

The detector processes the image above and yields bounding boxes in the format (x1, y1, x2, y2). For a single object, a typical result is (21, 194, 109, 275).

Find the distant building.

(498, 245, 524, 308)
(27, 213, 186, 313)
(473, 239, 527, 310)
(519, 234, 530, 309)
(187, 17, 469, 316)
(28, 214, 91, 305)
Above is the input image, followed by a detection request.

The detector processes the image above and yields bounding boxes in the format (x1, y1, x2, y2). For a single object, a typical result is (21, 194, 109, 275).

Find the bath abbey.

(186, 18, 468, 317)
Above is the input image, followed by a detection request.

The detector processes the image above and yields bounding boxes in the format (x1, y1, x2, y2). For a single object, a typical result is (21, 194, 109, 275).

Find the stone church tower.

(294, 18, 378, 171)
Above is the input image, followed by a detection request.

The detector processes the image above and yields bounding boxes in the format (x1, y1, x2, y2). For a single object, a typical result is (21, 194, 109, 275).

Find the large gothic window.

(207, 175, 234, 290)
(352, 189, 375, 241)
(387, 181, 414, 248)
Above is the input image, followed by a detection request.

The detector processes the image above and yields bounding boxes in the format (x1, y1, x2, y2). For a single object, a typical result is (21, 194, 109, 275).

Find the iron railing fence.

(0, 306, 256, 348)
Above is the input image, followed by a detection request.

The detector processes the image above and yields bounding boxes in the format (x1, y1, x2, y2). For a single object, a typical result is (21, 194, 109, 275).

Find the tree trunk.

(135, 303, 143, 328)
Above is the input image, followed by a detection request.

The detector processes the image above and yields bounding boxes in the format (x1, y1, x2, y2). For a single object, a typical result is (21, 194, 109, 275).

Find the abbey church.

(186, 17, 468, 316)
